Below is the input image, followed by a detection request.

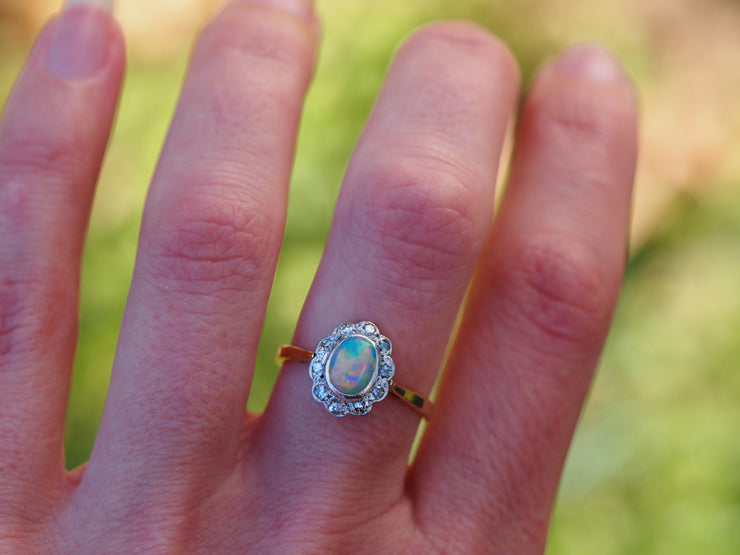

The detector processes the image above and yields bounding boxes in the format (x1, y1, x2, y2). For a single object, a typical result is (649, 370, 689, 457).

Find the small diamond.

(312, 382, 330, 401)
(310, 359, 324, 379)
(351, 399, 369, 415)
(360, 321, 377, 336)
(372, 382, 389, 401)
(315, 339, 332, 358)
(327, 401, 346, 417)
(380, 359, 395, 379)
(338, 324, 354, 336)
(377, 337, 391, 354)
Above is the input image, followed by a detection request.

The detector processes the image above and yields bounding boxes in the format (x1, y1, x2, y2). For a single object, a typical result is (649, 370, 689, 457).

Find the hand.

(0, 0, 637, 552)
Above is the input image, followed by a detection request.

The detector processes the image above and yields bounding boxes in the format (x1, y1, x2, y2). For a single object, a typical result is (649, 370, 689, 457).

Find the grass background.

(2, 0, 740, 552)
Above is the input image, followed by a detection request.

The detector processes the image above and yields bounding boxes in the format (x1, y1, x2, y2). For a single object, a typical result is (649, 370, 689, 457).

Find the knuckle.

(353, 163, 481, 266)
(406, 21, 515, 71)
(0, 135, 81, 185)
(0, 531, 38, 553)
(393, 24, 519, 138)
(400, 23, 519, 111)
(0, 494, 49, 546)
(0, 272, 71, 361)
(497, 237, 614, 345)
(527, 83, 635, 156)
(197, 4, 314, 83)
(343, 158, 485, 306)
(142, 184, 279, 295)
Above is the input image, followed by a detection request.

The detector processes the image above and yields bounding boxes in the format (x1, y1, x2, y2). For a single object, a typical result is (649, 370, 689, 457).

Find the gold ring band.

(276, 344, 434, 419)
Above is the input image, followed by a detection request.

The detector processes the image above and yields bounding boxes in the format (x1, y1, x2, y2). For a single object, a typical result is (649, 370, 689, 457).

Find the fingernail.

(47, 1, 115, 80)
(247, 0, 314, 20)
(554, 44, 628, 83)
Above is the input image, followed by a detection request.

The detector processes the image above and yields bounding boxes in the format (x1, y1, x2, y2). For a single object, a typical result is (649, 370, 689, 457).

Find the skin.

(0, 0, 638, 552)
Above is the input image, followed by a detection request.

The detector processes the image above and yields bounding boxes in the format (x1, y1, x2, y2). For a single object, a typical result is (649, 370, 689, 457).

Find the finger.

(410, 45, 638, 552)
(258, 22, 519, 516)
(79, 0, 318, 507)
(0, 1, 123, 512)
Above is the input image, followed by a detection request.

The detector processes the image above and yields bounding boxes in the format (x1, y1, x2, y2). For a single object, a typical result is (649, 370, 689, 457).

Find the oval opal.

(326, 336, 378, 397)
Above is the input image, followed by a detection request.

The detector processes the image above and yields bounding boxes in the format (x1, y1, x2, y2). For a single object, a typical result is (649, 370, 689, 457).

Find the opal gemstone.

(327, 335, 378, 397)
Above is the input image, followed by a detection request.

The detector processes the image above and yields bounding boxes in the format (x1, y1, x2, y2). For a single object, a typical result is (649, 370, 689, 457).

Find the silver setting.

(309, 321, 395, 417)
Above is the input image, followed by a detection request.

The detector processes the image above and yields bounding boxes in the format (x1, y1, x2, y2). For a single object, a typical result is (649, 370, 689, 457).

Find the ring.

(276, 321, 433, 419)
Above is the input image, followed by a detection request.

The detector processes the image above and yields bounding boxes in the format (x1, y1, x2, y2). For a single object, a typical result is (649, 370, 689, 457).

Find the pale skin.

(0, 0, 638, 552)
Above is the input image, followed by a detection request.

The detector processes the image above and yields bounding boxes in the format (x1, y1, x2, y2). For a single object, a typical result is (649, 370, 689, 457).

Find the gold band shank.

(389, 383, 434, 420)
(275, 345, 314, 365)
(276, 344, 433, 420)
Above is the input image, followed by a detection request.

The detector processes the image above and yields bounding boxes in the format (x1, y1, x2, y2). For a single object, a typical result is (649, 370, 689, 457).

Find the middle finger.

(79, 0, 318, 513)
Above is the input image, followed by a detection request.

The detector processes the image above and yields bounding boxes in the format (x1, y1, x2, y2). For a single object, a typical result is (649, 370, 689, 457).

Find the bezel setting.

(309, 321, 395, 417)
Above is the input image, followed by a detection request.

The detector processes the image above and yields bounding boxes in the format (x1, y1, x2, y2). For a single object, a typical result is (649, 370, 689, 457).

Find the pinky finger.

(409, 45, 638, 553)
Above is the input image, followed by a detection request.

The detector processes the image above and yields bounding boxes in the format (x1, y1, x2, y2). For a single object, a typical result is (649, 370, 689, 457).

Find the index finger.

(0, 2, 124, 508)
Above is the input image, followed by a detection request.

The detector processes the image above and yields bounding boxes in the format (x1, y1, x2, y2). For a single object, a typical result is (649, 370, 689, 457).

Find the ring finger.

(258, 22, 519, 522)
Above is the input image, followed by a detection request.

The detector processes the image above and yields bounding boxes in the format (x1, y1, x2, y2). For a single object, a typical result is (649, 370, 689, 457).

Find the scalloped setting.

(309, 321, 395, 417)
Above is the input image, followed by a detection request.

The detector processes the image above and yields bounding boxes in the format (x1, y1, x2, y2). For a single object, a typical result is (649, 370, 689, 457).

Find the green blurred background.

(2, 0, 740, 552)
